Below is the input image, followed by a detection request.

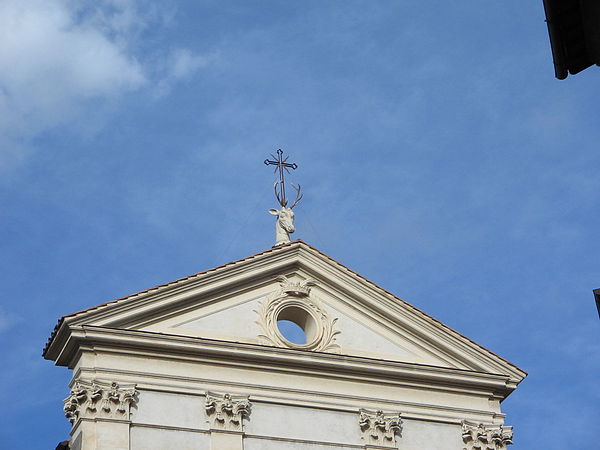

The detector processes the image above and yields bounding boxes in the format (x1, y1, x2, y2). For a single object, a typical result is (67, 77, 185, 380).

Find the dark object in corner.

(55, 441, 69, 450)
(594, 289, 600, 319)
(542, 0, 600, 79)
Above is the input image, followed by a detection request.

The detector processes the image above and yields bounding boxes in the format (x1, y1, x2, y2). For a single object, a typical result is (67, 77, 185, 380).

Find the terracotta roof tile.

(43, 240, 526, 377)
(43, 241, 298, 356)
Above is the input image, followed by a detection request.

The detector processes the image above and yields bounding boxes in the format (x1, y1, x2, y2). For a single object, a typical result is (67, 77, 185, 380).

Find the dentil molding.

(359, 409, 403, 448)
(461, 420, 513, 450)
(205, 392, 251, 432)
(63, 379, 137, 425)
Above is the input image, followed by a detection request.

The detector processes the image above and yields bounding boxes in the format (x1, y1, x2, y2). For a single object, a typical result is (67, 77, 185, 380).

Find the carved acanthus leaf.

(205, 392, 251, 432)
(359, 409, 402, 448)
(275, 275, 316, 297)
(461, 420, 513, 450)
(63, 380, 137, 425)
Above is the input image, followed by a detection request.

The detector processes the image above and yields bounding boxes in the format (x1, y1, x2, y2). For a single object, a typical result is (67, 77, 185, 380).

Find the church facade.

(44, 240, 525, 450)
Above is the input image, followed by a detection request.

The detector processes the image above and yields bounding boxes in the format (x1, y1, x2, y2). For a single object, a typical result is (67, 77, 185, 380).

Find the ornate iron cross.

(264, 149, 298, 207)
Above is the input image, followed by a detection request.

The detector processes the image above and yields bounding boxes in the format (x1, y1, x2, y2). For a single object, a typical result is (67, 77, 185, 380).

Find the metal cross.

(264, 149, 298, 207)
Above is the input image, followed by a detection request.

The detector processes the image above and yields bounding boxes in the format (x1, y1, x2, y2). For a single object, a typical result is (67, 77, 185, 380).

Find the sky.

(0, 1, 598, 448)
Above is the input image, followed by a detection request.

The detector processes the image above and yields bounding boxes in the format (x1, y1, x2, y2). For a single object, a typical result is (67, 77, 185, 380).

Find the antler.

(273, 180, 287, 207)
(289, 183, 303, 209)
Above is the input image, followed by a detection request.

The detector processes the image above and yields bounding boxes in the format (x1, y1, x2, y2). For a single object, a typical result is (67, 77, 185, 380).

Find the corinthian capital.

(63, 379, 137, 425)
(359, 409, 402, 447)
(205, 392, 251, 432)
(461, 420, 513, 450)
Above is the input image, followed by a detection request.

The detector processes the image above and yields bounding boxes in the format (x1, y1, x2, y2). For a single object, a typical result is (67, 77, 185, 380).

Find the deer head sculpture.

(268, 181, 302, 246)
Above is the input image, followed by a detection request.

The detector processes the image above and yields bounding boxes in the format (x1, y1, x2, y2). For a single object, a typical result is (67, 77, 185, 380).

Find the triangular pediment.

(139, 281, 440, 366)
(44, 241, 526, 386)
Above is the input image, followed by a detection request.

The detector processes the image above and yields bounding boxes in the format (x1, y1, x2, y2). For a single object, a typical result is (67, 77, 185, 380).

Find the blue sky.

(1, 1, 598, 448)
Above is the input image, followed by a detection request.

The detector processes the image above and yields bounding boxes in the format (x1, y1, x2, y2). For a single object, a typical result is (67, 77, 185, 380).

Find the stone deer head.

(268, 181, 302, 246)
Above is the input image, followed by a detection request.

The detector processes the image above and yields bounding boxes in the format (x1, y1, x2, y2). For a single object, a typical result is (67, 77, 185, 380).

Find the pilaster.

(461, 420, 513, 450)
(359, 409, 403, 449)
(205, 392, 251, 450)
(63, 379, 137, 450)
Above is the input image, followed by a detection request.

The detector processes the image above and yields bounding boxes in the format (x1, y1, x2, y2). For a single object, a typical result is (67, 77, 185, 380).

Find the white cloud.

(169, 49, 209, 80)
(0, 0, 207, 168)
(0, 0, 145, 127)
(152, 48, 213, 98)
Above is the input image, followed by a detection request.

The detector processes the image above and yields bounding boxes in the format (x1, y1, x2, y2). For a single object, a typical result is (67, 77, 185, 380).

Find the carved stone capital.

(256, 277, 340, 352)
(359, 409, 402, 448)
(205, 392, 251, 432)
(63, 380, 137, 425)
(461, 420, 513, 450)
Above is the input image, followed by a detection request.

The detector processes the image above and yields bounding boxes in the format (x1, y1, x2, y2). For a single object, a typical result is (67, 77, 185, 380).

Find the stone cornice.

(44, 241, 526, 390)
(55, 326, 517, 399)
(64, 243, 301, 326)
(44, 244, 302, 360)
(294, 246, 526, 382)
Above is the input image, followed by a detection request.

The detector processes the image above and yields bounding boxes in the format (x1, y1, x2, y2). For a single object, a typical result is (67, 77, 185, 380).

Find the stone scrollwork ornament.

(63, 379, 137, 425)
(461, 420, 513, 450)
(359, 409, 403, 448)
(205, 392, 251, 432)
(255, 276, 340, 352)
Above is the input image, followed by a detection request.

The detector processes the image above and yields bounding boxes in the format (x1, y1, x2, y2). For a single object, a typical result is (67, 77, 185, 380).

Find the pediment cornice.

(44, 241, 526, 392)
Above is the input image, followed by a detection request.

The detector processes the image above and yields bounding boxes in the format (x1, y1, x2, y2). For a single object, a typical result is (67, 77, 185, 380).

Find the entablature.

(55, 325, 517, 400)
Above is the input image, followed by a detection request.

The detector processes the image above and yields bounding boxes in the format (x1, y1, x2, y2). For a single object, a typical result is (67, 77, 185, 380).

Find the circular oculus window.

(275, 304, 319, 347)
(256, 290, 340, 352)
(274, 301, 322, 348)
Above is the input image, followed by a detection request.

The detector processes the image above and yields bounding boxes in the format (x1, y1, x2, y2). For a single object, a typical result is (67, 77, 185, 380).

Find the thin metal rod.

(264, 148, 298, 207)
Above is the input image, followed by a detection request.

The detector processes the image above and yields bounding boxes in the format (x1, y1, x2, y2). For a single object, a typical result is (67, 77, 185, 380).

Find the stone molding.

(205, 392, 251, 432)
(256, 276, 340, 352)
(44, 241, 526, 390)
(63, 379, 137, 425)
(275, 274, 316, 297)
(359, 409, 402, 448)
(461, 420, 513, 450)
(63, 327, 516, 402)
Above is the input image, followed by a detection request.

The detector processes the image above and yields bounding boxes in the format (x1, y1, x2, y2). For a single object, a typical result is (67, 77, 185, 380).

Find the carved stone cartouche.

(255, 276, 340, 352)
(275, 275, 315, 297)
